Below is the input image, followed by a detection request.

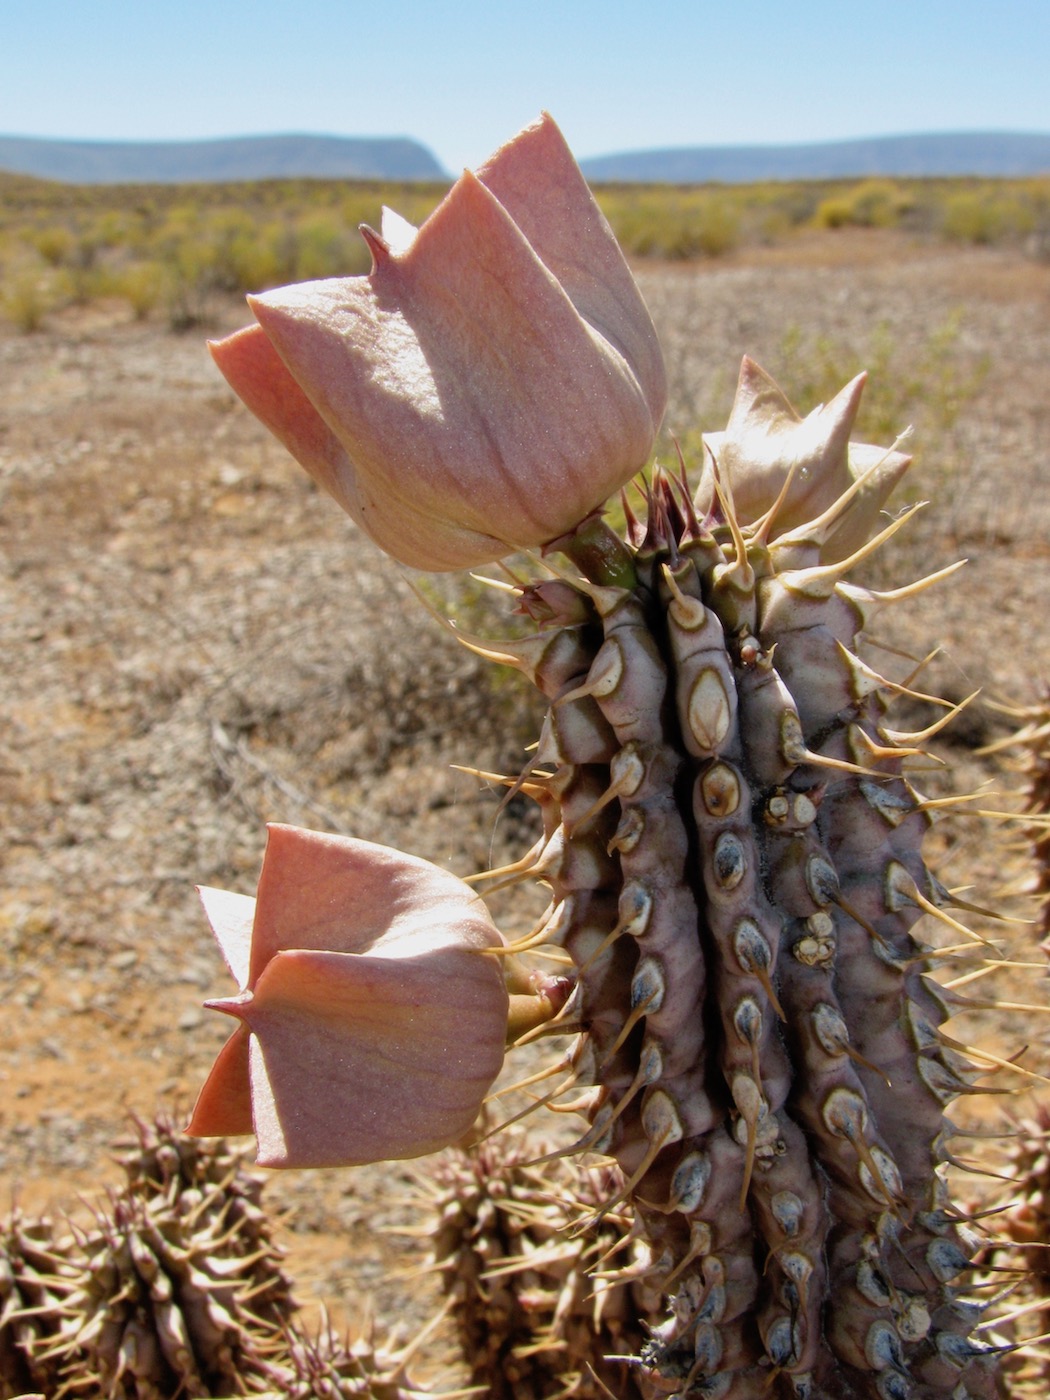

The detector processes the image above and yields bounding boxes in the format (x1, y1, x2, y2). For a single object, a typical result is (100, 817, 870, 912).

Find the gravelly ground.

(1, 229, 1048, 1357)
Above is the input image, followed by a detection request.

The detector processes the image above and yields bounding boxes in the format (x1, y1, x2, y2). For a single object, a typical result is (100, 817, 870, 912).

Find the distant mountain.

(0, 133, 449, 184)
(579, 132, 1050, 183)
(6, 128, 1048, 189)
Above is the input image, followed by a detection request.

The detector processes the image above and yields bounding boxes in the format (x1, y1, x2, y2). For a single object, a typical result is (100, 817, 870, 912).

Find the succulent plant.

(2, 1117, 446, 1400)
(438, 356, 1026, 1400)
(983, 695, 1050, 946)
(268, 1313, 438, 1399)
(0, 1208, 78, 1398)
(40, 1118, 295, 1397)
(1001, 1110, 1050, 1265)
(420, 1137, 660, 1398)
(997, 1105, 1050, 1286)
(115, 1112, 297, 1333)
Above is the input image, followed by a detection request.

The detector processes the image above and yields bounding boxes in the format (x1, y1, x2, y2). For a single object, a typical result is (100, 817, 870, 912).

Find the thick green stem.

(548, 513, 638, 590)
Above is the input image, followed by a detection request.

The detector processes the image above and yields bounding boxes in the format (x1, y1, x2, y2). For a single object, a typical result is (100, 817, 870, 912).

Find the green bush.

(940, 189, 1036, 245)
(163, 243, 219, 330)
(32, 226, 74, 266)
(1, 270, 53, 331)
(113, 261, 163, 320)
(289, 215, 371, 280)
(603, 190, 741, 259)
(815, 179, 911, 230)
(678, 197, 740, 258)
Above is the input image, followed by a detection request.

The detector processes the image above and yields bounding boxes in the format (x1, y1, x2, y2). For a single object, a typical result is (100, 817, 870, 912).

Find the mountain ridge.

(1, 129, 1048, 186)
(0, 132, 449, 184)
(579, 131, 1050, 183)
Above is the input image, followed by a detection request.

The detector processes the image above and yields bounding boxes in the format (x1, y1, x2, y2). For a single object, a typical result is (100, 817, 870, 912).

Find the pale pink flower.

(188, 824, 508, 1168)
(697, 357, 911, 558)
(209, 113, 666, 570)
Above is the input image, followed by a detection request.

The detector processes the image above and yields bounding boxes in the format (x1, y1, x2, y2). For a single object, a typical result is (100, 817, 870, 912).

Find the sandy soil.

(2, 229, 1049, 1362)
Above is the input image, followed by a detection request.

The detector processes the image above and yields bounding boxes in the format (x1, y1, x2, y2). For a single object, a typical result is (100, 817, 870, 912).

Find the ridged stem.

(549, 513, 639, 590)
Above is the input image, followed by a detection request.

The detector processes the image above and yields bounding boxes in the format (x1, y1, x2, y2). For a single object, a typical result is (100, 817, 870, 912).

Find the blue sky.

(2, 0, 1048, 173)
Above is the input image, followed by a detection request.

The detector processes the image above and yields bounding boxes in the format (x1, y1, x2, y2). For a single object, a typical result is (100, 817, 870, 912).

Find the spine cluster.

(477, 364, 1008, 1400)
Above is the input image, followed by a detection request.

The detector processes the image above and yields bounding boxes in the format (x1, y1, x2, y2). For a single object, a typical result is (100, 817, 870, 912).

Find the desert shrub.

(751, 184, 826, 243)
(290, 214, 371, 279)
(942, 191, 1005, 244)
(764, 182, 824, 228)
(120, 201, 166, 257)
(603, 189, 741, 259)
(849, 179, 912, 227)
(941, 188, 1036, 244)
(187, 209, 283, 294)
(339, 184, 441, 234)
(602, 193, 669, 257)
(112, 260, 164, 320)
(675, 194, 740, 257)
(814, 195, 854, 230)
(61, 243, 108, 305)
(162, 242, 219, 330)
(93, 209, 130, 248)
(815, 178, 912, 230)
(32, 225, 74, 266)
(2, 170, 1049, 335)
(1, 270, 54, 331)
(217, 219, 292, 292)
(68, 231, 100, 272)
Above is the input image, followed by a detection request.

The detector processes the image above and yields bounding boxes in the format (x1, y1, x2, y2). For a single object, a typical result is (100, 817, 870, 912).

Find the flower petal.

(186, 1025, 254, 1137)
(475, 112, 666, 421)
(208, 324, 364, 522)
(379, 206, 417, 254)
(246, 824, 502, 984)
(238, 946, 507, 1167)
(197, 885, 255, 987)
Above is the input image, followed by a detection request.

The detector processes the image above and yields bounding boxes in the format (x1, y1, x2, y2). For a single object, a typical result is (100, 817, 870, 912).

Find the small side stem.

(547, 513, 637, 590)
